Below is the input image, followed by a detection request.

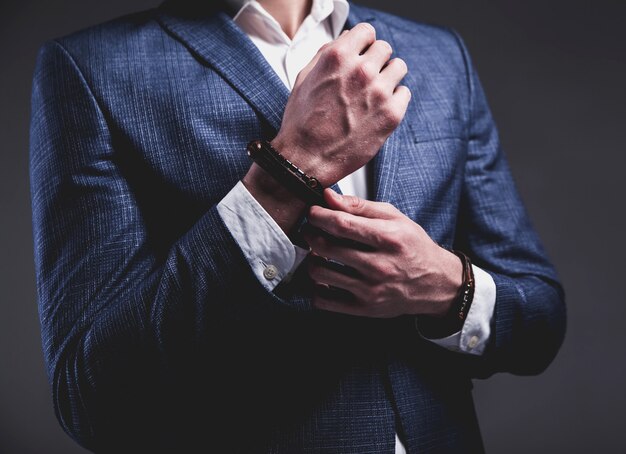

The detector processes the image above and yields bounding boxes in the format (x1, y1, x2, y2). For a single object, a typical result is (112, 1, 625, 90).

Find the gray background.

(1, 0, 624, 452)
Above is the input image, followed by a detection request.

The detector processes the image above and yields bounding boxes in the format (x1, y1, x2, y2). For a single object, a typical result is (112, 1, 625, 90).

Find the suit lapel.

(156, 8, 290, 134)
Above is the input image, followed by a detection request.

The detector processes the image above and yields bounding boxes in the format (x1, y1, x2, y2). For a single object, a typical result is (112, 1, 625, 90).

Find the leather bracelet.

(415, 249, 476, 338)
(246, 139, 327, 207)
(450, 250, 475, 323)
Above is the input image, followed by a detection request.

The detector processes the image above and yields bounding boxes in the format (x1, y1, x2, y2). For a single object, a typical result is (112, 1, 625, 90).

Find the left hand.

(303, 188, 463, 318)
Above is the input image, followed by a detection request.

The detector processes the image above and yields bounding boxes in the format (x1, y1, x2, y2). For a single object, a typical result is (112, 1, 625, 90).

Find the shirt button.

(263, 265, 279, 280)
(468, 336, 479, 349)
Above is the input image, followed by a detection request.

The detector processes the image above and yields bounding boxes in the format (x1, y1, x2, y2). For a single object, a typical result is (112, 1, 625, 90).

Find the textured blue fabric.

(29, 2, 566, 452)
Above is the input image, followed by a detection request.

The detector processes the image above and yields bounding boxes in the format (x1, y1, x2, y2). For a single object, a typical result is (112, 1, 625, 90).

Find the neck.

(258, 0, 313, 39)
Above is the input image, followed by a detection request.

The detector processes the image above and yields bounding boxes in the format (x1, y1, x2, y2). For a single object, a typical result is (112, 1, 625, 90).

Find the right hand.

(272, 22, 411, 186)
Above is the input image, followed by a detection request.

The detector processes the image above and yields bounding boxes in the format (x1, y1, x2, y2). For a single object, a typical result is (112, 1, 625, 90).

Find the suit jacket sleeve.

(29, 40, 304, 450)
(448, 30, 566, 378)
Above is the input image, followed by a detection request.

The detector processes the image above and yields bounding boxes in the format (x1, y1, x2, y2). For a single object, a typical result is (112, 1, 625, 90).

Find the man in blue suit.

(29, 0, 566, 452)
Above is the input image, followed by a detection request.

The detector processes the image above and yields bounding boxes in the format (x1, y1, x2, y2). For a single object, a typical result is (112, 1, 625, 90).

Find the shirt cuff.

(420, 265, 496, 356)
(216, 181, 309, 291)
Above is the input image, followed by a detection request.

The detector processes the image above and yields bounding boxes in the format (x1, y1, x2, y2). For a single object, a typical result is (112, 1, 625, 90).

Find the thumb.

(323, 188, 398, 220)
(323, 188, 364, 213)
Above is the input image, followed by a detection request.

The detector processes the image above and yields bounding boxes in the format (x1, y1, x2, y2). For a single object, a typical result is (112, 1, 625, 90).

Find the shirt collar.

(228, 0, 349, 39)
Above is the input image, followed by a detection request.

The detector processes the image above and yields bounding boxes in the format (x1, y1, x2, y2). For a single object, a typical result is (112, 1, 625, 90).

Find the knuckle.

(371, 230, 388, 248)
(370, 285, 386, 305)
(396, 85, 412, 103)
(379, 40, 393, 56)
(322, 46, 343, 67)
(384, 232, 404, 251)
(386, 105, 404, 128)
(398, 85, 411, 98)
(393, 57, 408, 73)
(354, 62, 375, 84)
(371, 84, 388, 103)
(308, 205, 324, 221)
(380, 229, 401, 250)
(337, 213, 354, 234)
(381, 202, 401, 218)
(347, 195, 365, 212)
(369, 260, 387, 278)
(382, 202, 395, 212)
(380, 260, 396, 277)
(379, 108, 400, 131)
(358, 22, 376, 39)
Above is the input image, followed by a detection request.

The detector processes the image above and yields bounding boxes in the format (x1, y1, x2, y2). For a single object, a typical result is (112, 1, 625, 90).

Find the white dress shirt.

(216, 1, 497, 452)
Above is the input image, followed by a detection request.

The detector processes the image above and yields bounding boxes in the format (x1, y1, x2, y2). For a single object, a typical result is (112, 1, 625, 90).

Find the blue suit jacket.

(29, 2, 566, 452)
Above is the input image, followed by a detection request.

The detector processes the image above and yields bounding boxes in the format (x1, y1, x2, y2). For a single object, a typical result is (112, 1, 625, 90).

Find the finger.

(323, 188, 399, 219)
(302, 230, 377, 277)
(336, 22, 376, 54)
(302, 223, 374, 252)
(380, 57, 408, 90)
(391, 85, 412, 116)
(362, 39, 393, 71)
(310, 254, 361, 279)
(308, 206, 392, 249)
(308, 258, 366, 299)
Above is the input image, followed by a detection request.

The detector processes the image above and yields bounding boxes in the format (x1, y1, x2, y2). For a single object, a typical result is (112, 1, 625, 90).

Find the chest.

(105, 46, 468, 245)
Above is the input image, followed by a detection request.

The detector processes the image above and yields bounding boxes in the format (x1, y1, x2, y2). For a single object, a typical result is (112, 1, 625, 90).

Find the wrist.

(430, 247, 464, 318)
(242, 162, 296, 202)
(242, 163, 307, 234)
(271, 134, 335, 187)
(416, 248, 475, 339)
